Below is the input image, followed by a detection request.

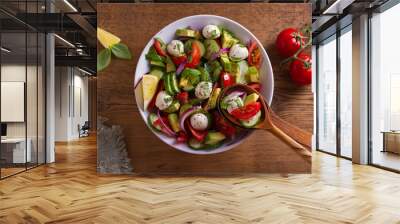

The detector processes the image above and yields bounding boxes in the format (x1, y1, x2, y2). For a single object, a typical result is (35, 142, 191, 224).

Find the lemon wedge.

(142, 75, 160, 110)
(97, 27, 121, 48)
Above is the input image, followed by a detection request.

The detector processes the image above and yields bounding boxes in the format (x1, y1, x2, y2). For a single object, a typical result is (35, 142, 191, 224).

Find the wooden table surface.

(97, 3, 313, 174)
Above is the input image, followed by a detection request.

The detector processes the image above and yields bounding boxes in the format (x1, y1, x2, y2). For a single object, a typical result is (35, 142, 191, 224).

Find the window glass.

(339, 28, 352, 158)
(317, 36, 337, 154)
(371, 3, 400, 171)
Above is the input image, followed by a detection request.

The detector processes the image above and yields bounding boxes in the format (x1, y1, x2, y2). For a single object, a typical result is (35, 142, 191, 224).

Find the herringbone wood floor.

(1, 136, 400, 224)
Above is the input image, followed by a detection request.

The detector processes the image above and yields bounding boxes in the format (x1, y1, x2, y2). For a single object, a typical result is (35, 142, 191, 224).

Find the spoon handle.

(268, 123, 312, 161)
(270, 112, 312, 148)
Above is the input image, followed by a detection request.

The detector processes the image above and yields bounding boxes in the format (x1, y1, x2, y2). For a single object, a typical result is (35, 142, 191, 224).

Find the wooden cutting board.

(97, 3, 313, 174)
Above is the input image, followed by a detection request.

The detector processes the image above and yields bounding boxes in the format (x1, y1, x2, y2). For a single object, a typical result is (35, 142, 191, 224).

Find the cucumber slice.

(239, 111, 262, 128)
(148, 113, 161, 131)
(164, 73, 174, 95)
(188, 138, 205, 149)
(170, 73, 180, 94)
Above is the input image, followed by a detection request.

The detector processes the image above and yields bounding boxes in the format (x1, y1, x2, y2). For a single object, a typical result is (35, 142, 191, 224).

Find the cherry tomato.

(176, 131, 188, 143)
(220, 72, 234, 88)
(185, 43, 200, 68)
(230, 102, 261, 120)
(176, 92, 189, 104)
(213, 112, 236, 137)
(153, 38, 167, 57)
(171, 55, 187, 66)
(187, 121, 207, 142)
(290, 53, 312, 86)
(248, 41, 262, 68)
(275, 28, 304, 57)
(247, 82, 261, 92)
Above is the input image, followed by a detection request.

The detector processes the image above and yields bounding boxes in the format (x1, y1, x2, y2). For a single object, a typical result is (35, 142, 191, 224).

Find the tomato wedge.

(185, 42, 201, 68)
(230, 102, 261, 120)
(220, 72, 234, 88)
(176, 92, 189, 104)
(154, 38, 167, 57)
(176, 131, 188, 143)
(248, 41, 261, 68)
(213, 111, 236, 137)
(172, 55, 187, 66)
(187, 121, 207, 142)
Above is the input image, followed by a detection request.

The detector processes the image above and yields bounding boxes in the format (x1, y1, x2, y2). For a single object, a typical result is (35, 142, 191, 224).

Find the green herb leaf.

(111, 43, 132, 60)
(97, 48, 111, 72)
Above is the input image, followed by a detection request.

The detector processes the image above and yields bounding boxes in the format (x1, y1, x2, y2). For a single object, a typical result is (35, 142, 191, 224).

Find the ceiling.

(0, 0, 395, 73)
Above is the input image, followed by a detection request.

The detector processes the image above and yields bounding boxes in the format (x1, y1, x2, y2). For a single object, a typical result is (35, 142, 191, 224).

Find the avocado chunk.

(221, 30, 239, 48)
(163, 100, 180, 113)
(204, 131, 226, 145)
(176, 29, 201, 39)
(150, 60, 165, 68)
(244, 93, 259, 106)
(167, 113, 180, 132)
(236, 60, 249, 84)
(199, 67, 211, 82)
(246, 66, 260, 83)
(206, 87, 221, 110)
(209, 61, 223, 82)
(220, 54, 232, 72)
(150, 69, 164, 80)
(179, 103, 192, 116)
(165, 56, 176, 73)
(179, 68, 201, 91)
(204, 39, 220, 60)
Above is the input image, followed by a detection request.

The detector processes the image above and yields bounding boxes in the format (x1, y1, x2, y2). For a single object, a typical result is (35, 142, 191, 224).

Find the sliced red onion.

(157, 110, 176, 137)
(241, 93, 247, 101)
(176, 60, 187, 75)
(210, 48, 230, 61)
(210, 52, 220, 61)
(227, 90, 246, 99)
(220, 48, 230, 53)
(134, 77, 143, 90)
(179, 106, 201, 133)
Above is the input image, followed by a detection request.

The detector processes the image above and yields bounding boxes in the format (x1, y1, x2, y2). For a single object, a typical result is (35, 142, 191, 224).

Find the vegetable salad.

(141, 24, 263, 150)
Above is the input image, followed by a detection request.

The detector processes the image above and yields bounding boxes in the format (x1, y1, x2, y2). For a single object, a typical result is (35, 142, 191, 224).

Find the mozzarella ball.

(202, 25, 221, 39)
(155, 91, 173, 110)
(229, 44, 249, 61)
(167, 40, 185, 57)
(195, 81, 212, 100)
(190, 113, 209, 131)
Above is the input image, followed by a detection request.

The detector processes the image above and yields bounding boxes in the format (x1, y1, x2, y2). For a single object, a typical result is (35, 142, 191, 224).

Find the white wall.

(54, 67, 89, 141)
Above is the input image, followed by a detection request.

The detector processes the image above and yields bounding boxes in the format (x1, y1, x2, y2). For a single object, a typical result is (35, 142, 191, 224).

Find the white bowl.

(134, 15, 274, 155)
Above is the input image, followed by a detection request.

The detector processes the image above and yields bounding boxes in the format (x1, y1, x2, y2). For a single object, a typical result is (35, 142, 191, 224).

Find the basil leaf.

(111, 43, 132, 60)
(97, 48, 111, 72)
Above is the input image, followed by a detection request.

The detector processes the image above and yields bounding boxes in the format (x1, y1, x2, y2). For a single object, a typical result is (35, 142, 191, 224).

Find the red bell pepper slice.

(153, 38, 167, 57)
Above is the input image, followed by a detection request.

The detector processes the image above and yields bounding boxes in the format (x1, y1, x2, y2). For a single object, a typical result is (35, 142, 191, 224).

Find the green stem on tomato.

(279, 25, 312, 68)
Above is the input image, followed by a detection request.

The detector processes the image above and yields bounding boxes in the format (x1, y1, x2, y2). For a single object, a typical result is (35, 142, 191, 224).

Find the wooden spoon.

(217, 84, 312, 161)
